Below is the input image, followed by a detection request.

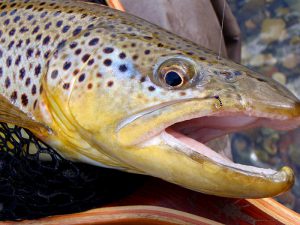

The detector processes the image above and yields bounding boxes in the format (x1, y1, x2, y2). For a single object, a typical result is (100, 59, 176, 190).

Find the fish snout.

(227, 71, 300, 120)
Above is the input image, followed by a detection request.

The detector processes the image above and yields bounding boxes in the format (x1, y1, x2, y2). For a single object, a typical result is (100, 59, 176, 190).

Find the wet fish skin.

(0, 0, 299, 198)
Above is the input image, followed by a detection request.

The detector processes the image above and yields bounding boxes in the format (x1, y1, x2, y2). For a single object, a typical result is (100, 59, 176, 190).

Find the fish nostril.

(218, 70, 238, 83)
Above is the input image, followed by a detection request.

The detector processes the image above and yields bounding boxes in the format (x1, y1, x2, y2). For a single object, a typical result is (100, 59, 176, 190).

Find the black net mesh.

(0, 122, 145, 220)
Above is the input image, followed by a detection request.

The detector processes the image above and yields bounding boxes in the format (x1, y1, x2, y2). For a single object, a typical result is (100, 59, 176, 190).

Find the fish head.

(41, 14, 300, 198)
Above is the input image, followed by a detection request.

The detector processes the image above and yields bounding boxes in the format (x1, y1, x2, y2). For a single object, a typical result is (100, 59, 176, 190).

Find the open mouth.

(162, 112, 298, 177)
(117, 99, 297, 197)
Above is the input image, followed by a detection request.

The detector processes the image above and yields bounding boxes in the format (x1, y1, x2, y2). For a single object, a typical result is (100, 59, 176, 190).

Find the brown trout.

(0, 0, 299, 198)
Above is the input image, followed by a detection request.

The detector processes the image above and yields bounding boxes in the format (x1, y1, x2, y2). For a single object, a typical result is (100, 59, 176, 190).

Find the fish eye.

(155, 57, 197, 89)
(164, 71, 184, 87)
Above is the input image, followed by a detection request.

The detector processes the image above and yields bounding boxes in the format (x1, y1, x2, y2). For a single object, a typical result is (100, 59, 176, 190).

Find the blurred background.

(228, 0, 300, 212)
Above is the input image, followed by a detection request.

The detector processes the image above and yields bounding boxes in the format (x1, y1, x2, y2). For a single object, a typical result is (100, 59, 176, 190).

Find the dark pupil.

(165, 71, 183, 87)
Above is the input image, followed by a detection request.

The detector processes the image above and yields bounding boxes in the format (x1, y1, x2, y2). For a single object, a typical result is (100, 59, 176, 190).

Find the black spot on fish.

(62, 25, 70, 33)
(45, 22, 52, 30)
(63, 61, 72, 70)
(119, 52, 126, 59)
(27, 48, 33, 58)
(43, 36, 50, 45)
(40, 11, 47, 18)
(75, 48, 82, 55)
(16, 40, 23, 48)
(8, 41, 14, 49)
(4, 19, 10, 26)
(73, 69, 79, 76)
(103, 47, 114, 54)
(20, 27, 29, 33)
(54, 10, 61, 16)
(87, 59, 94, 66)
(27, 15, 34, 20)
(148, 86, 155, 91)
(78, 73, 85, 82)
(33, 100, 38, 109)
(19, 68, 26, 80)
(132, 55, 138, 61)
(15, 55, 21, 66)
(13, 16, 20, 23)
(87, 24, 94, 30)
(73, 26, 82, 36)
(119, 64, 127, 72)
(31, 85, 37, 95)
(6, 57, 12, 67)
(21, 94, 28, 106)
(34, 64, 41, 76)
(26, 5, 33, 9)
(69, 42, 77, 49)
(32, 26, 39, 34)
(143, 36, 153, 40)
(63, 83, 70, 90)
(89, 38, 99, 46)
(51, 70, 58, 79)
(0, 12, 7, 17)
(40, 85, 43, 94)
(107, 81, 114, 87)
(103, 59, 112, 66)
(25, 77, 31, 87)
(56, 20, 63, 27)
(44, 50, 50, 59)
(35, 50, 41, 57)
(9, 28, 16, 36)
(0, 4, 6, 10)
(140, 77, 146, 82)
(82, 54, 90, 63)
(57, 40, 66, 49)
(36, 34, 42, 41)
(83, 31, 90, 37)
(5, 77, 10, 88)
(10, 91, 17, 102)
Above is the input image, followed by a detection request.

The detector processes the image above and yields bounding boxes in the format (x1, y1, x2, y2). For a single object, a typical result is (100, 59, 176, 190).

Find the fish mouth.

(163, 112, 297, 177)
(117, 98, 299, 198)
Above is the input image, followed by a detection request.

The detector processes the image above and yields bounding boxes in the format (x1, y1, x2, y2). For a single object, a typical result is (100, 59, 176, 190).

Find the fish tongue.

(205, 135, 233, 160)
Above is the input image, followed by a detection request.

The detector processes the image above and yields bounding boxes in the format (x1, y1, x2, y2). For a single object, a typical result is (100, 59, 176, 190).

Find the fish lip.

(116, 98, 198, 132)
(161, 128, 278, 177)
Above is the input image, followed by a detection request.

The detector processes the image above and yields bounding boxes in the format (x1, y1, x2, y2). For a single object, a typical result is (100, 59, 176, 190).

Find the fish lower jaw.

(159, 112, 298, 179)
